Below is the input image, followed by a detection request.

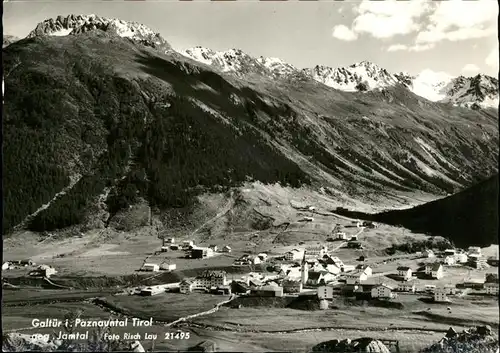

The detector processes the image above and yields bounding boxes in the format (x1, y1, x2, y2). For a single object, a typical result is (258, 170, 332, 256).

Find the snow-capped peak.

(26, 14, 171, 52)
(402, 69, 499, 108)
(303, 61, 398, 92)
(182, 46, 296, 77)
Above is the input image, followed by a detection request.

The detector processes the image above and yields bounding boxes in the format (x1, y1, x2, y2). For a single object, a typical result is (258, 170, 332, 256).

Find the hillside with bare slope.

(2, 19, 498, 236)
(335, 175, 499, 247)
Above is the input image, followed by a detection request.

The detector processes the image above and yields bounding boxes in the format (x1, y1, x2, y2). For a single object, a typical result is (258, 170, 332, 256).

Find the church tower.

(301, 251, 308, 284)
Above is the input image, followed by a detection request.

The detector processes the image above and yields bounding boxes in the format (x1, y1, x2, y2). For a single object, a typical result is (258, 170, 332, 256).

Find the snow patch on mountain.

(304, 61, 399, 92)
(183, 46, 297, 78)
(408, 69, 454, 102)
(256, 56, 297, 76)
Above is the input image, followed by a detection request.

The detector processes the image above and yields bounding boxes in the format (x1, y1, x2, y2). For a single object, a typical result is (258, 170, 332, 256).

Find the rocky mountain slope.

(2, 16, 498, 236)
(26, 14, 172, 52)
(183, 47, 499, 109)
(334, 174, 499, 247)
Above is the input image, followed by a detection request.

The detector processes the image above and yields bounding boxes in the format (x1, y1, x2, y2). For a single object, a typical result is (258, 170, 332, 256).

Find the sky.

(3, 0, 499, 77)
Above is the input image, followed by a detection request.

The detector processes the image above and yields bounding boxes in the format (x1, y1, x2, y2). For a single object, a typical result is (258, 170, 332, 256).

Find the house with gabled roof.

(397, 266, 412, 280)
(425, 263, 443, 279)
(345, 270, 368, 285)
(356, 264, 372, 277)
(285, 249, 305, 261)
(306, 271, 336, 286)
(180, 279, 194, 294)
(371, 284, 395, 299)
(396, 280, 416, 293)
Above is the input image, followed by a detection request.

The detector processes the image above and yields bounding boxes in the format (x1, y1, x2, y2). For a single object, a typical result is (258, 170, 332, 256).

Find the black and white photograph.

(2, 0, 499, 352)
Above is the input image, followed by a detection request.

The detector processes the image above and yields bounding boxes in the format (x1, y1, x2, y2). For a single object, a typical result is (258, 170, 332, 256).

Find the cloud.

(485, 45, 499, 69)
(335, 0, 496, 48)
(387, 44, 408, 52)
(387, 43, 435, 52)
(416, 0, 498, 44)
(352, 0, 431, 39)
(461, 64, 480, 74)
(332, 25, 358, 41)
(409, 43, 435, 52)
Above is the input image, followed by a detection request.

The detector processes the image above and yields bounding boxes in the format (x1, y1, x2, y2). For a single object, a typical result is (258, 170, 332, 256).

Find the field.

(98, 293, 231, 322)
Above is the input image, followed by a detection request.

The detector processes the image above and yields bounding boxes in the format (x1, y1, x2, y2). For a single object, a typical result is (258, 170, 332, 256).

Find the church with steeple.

(301, 250, 309, 284)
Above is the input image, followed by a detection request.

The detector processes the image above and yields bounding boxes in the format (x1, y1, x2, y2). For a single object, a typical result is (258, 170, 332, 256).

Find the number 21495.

(164, 332, 190, 340)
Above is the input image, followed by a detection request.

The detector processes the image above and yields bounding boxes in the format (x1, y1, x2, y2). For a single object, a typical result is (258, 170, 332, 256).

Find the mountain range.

(2, 15, 499, 245)
(181, 47, 499, 109)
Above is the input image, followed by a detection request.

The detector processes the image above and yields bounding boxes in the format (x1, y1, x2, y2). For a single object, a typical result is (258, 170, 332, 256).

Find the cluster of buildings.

(2, 259, 36, 270)
(426, 247, 490, 270)
(180, 270, 231, 294)
(233, 253, 267, 266)
(141, 262, 176, 272)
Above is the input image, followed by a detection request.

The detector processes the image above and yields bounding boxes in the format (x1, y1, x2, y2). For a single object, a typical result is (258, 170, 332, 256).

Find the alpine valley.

(2, 13, 500, 353)
(2, 15, 499, 246)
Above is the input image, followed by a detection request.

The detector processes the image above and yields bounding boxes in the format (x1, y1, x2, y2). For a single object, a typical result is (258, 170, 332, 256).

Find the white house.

(141, 263, 160, 272)
(322, 255, 344, 268)
(164, 237, 175, 244)
(307, 271, 336, 285)
(209, 245, 218, 252)
(306, 246, 328, 257)
(179, 280, 194, 294)
(325, 264, 342, 275)
(336, 232, 347, 240)
(371, 284, 394, 299)
(160, 262, 176, 271)
(2, 262, 11, 271)
(285, 249, 305, 261)
(442, 284, 457, 295)
(356, 264, 373, 277)
(425, 263, 443, 279)
(444, 256, 456, 265)
(434, 287, 450, 302)
(222, 245, 232, 253)
(318, 285, 334, 300)
(350, 235, 358, 241)
(279, 266, 302, 280)
(346, 271, 368, 285)
(397, 281, 416, 293)
(140, 286, 164, 296)
(397, 266, 413, 280)
(485, 282, 499, 295)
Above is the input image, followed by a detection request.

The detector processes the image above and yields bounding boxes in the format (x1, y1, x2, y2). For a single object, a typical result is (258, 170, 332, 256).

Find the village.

(2, 207, 499, 353)
(4, 217, 491, 307)
(4, 217, 499, 305)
